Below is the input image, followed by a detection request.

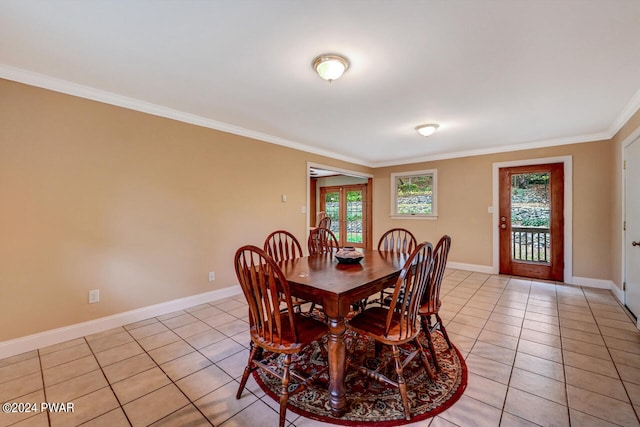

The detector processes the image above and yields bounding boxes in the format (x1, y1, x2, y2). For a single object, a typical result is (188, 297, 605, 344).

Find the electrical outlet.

(88, 289, 100, 304)
(208, 272, 215, 282)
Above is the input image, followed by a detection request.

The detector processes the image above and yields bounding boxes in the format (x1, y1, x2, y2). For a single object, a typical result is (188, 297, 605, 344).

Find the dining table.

(277, 249, 409, 417)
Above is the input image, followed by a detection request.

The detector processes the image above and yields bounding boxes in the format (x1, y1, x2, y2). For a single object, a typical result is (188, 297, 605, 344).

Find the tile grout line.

(447, 273, 516, 423)
(82, 334, 133, 427)
(139, 301, 252, 419)
(35, 349, 52, 427)
(497, 276, 532, 426)
(133, 305, 240, 426)
(152, 299, 265, 425)
(153, 307, 231, 427)
(4, 277, 640, 427)
(583, 289, 640, 425)
(555, 281, 571, 427)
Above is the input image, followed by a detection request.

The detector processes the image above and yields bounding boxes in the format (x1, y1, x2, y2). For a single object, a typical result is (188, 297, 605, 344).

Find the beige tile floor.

(1, 269, 640, 426)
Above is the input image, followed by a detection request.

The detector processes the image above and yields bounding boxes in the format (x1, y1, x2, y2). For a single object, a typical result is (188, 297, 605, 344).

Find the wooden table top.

(278, 249, 408, 315)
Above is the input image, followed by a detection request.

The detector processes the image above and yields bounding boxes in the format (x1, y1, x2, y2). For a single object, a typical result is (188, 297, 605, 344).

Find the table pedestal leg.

(327, 316, 347, 417)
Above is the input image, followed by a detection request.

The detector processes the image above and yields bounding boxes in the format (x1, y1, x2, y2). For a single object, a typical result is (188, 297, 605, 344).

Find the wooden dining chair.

(378, 228, 417, 254)
(316, 213, 331, 229)
(264, 230, 309, 314)
(419, 235, 452, 372)
(347, 242, 436, 421)
(306, 227, 339, 317)
(234, 245, 328, 427)
(308, 227, 339, 255)
(377, 228, 418, 307)
(264, 230, 303, 263)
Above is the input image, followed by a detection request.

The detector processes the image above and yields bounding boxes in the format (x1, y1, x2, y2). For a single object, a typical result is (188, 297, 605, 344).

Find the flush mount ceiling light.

(312, 54, 349, 82)
(416, 124, 440, 137)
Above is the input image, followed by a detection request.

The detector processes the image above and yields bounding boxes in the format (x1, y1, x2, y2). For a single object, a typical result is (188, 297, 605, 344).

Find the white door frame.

(622, 127, 640, 322)
(492, 156, 573, 282)
(306, 161, 373, 238)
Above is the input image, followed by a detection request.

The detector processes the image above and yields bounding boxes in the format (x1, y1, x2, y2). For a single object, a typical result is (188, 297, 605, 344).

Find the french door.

(320, 184, 368, 248)
(499, 163, 564, 281)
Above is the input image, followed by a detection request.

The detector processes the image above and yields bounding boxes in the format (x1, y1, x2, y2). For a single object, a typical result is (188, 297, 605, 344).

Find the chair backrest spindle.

(420, 235, 452, 312)
(317, 215, 331, 230)
(378, 228, 417, 254)
(264, 230, 303, 262)
(308, 227, 339, 255)
(234, 245, 298, 346)
(385, 242, 434, 341)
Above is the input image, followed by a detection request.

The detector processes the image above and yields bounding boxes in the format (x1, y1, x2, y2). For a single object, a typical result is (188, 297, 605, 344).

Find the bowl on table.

(335, 247, 364, 264)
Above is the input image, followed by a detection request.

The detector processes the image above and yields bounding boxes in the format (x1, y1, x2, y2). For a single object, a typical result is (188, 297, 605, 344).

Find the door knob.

(500, 224, 507, 230)
(633, 241, 640, 247)
(500, 216, 507, 222)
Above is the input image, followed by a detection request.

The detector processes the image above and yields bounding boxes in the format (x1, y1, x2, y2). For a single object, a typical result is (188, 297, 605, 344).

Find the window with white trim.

(390, 169, 437, 219)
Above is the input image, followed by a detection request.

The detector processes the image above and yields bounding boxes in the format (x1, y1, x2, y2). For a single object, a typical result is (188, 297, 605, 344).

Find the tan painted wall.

(374, 141, 614, 281)
(0, 79, 369, 340)
(1, 77, 635, 342)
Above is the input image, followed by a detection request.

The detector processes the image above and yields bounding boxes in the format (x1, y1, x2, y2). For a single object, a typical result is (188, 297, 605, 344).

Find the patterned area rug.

(253, 329, 467, 426)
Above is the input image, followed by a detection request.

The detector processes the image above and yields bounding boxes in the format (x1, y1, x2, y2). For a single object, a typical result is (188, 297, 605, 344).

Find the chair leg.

(414, 337, 436, 380)
(421, 316, 440, 372)
(421, 316, 439, 371)
(436, 313, 453, 349)
(236, 342, 258, 399)
(374, 340, 383, 359)
(279, 354, 292, 427)
(391, 345, 411, 421)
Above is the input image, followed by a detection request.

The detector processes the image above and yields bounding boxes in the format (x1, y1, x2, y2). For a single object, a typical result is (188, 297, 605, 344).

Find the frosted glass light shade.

(313, 54, 349, 82)
(416, 124, 439, 137)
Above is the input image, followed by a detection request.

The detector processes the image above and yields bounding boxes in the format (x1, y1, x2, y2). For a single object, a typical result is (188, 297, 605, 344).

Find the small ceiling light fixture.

(416, 124, 440, 137)
(312, 54, 349, 82)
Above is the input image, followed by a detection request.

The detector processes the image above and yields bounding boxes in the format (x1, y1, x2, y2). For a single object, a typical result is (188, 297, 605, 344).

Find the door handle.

(633, 241, 640, 247)
(500, 224, 507, 230)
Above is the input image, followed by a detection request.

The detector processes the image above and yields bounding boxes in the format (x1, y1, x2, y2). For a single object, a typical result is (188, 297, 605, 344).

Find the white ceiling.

(1, 0, 640, 167)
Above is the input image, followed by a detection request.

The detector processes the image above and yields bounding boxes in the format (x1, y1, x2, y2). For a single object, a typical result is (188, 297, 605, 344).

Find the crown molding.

(2, 64, 638, 169)
(371, 131, 611, 167)
(609, 87, 640, 137)
(0, 64, 369, 167)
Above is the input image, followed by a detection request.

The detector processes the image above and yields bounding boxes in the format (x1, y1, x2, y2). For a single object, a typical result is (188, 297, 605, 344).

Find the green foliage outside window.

(396, 174, 433, 215)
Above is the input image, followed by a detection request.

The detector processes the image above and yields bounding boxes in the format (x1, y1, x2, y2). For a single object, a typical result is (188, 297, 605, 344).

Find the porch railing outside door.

(511, 226, 551, 263)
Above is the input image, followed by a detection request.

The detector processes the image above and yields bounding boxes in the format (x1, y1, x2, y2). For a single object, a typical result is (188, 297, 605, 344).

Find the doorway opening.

(319, 184, 368, 248)
(308, 163, 373, 249)
(499, 163, 564, 281)
(492, 156, 573, 282)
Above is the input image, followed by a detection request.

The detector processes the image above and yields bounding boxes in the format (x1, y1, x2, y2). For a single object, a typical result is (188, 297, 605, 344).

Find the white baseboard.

(568, 276, 615, 289)
(447, 262, 495, 275)
(610, 284, 625, 305)
(560, 276, 627, 304)
(0, 286, 242, 360)
(597, 280, 626, 305)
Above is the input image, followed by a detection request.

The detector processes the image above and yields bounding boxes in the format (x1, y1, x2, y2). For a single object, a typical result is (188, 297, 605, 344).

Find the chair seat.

(252, 312, 327, 353)
(418, 299, 441, 316)
(235, 244, 329, 427)
(346, 242, 436, 421)
(348, 307, 420, 344)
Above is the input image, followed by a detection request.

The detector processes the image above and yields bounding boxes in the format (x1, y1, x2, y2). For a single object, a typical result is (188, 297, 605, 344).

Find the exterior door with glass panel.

(320, 184, 367, 248)
(499, 163, 564, 281)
